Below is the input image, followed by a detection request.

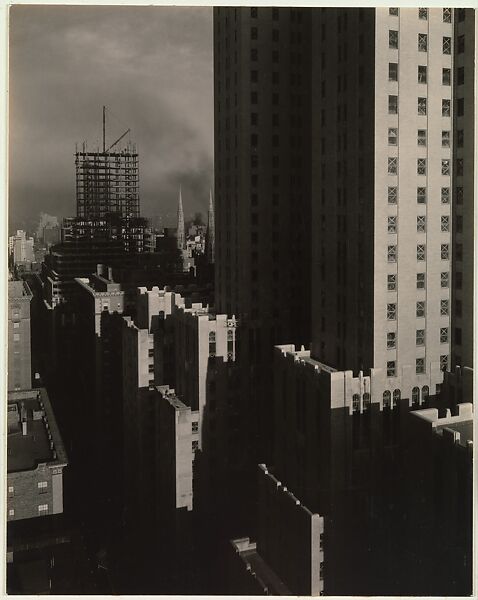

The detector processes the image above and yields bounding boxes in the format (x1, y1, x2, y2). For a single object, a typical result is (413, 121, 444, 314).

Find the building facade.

(7, 388, 68, 522)
(8, 280, 33, 391)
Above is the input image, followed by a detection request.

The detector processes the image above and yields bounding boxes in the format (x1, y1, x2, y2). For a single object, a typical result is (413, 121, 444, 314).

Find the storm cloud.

(9, 5, 213, 233)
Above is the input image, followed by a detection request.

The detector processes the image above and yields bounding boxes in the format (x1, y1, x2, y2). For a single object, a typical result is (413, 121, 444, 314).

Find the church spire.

(205, 188, 215, 264)
(177, 185, 185, 250)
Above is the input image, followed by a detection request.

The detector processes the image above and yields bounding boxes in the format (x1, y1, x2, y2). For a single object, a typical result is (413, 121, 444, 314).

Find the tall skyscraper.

(451, 7, 474, 371)
(214, 7, 312, 352)
(308, 7, 453, 399)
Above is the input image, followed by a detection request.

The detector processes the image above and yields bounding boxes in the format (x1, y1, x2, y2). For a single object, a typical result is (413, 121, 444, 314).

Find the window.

(272, 7, 279, 20)
(417, 273, 425, 289)
(389, 7, 398, 15)
(417, 187, 426, 204)
(388, 186, 397, 204)
(456, 215, 463, 233)
(387, 245, 397, 263)
(388, 128, 398, 145)
(457, 129, 464, 147)
(192, 421, 199, 434)
(441, 187, 450, 204)
(352, 393, 360, 412)
(251, 48, 258, 61)
(13, 333, 20, 342)
(208, 331, 216, 357)
(418, 97, 427, 115)
(418, 33, 428, 52)
(441, 216, 449, 232)
(251, 7, 258, 17)
(13, 322, 19, 329)
(442, 130, 450, 147)
(388, 216, 397, 233)
(363, 393, 371, 412)
(387, 274, 397, 291)
(8, 509, 14, 517)
(441, 244, 449, 260)
(443, 36, 451, 54)
(389, 62, 398, 81)
(456, 187, 463, 204)
(443, 8, 452, 22)
(442, 99, 451, 117)
(418, 8, 427, 19)
(412, 387, 420, 405)
(251, 27, 258, 40)
(192, 440, 199, 452)
(442, 68, 451, 86)
(383, 390, 392, 408)
(441, 299, 449, 316)
(251, 91, 258, 104)
(457, 34, 465, 53)
(387, 303, 396, 320)
(393, 389, 401, 406)
(387, 332, 396, 349)
(456, 159, 464, 176)
(417, 215, 426, 232)
(457, 98, 464, 116)
(388, 95, 398, 114)
(38, 504, 48, 514)
(417, 129, 427, 146)
(441, 272, 449, 288)
(417, 158, 426, 175)
(416, 358, 425, 374)
(416, 329, 425, 346)
(388, 157, 398, 175)
(418, 65, 427, 84)
(387, 361, 396, 377)
(38, 481, 48, 493)
(416, 301, 425, 318)
(422, 386, 429, 402)
(441, 159, 450, 175)
(8, 486, 14, 496)
(417, 244, 426, 261)
(440, 355, 449, 371)
(440, 327, 448, 343)
(389, 30, 399, 49)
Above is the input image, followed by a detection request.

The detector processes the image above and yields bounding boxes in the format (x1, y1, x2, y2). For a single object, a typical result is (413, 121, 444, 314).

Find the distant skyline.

(8, 5, 213, 233)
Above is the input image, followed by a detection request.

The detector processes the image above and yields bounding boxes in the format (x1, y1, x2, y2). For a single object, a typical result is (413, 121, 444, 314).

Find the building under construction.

(75, 108, 140, 219)
(66, 108, 146, 253)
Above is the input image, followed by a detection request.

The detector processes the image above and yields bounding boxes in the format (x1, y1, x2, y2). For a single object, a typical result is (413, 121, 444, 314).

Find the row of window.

(388, 96, 453, 117)
(389, 128, 452, 148)
(387, 243, 450, 262)
(387, 355, 447, 377)
(387, 301, 449, 321)
(387, 327, 449, 348)
(389, 30, 451, 54)
(387, 215, 450, 234)
(387, 186, 461, 205)
(389, 7, 452, 22)
(8, 503, 49, 518)
(387, 157, 453, 176)
(389, 64, 452, 85)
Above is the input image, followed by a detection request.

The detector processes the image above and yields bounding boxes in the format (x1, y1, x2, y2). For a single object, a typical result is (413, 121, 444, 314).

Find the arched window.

(352, 394, 360, 413)
(363, 392, 371, 412)
(393, 389, 401, 406)
(422, 385, 429, 402)
(208, 331, 216, 357)
(412, 387, 420, 405)
(383, 390, 391, 409)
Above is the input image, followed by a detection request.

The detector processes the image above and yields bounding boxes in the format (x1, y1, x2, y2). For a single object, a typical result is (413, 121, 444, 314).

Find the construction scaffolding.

(75, 108, 139, 220)
(75, 143, 139, 219)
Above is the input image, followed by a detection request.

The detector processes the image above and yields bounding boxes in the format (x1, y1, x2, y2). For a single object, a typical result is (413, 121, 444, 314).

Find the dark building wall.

(310, 8, 376, 372)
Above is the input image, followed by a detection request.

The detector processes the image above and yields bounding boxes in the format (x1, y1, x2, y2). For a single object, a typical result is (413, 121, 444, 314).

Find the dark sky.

(8, 5, 213, 233)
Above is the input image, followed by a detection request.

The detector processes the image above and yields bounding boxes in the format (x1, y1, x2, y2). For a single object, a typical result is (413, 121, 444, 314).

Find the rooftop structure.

(7, 388, 68, 522)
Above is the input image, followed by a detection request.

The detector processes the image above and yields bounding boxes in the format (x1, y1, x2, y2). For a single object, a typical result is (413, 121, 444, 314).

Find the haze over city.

(9, 5, 213, 233)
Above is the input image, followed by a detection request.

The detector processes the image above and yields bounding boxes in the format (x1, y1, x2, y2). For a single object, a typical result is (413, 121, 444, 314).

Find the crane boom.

(106, 128, 130, 153)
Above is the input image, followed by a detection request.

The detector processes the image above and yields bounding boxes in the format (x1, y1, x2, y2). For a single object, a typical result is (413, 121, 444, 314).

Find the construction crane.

(102, 105, 130, 153)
